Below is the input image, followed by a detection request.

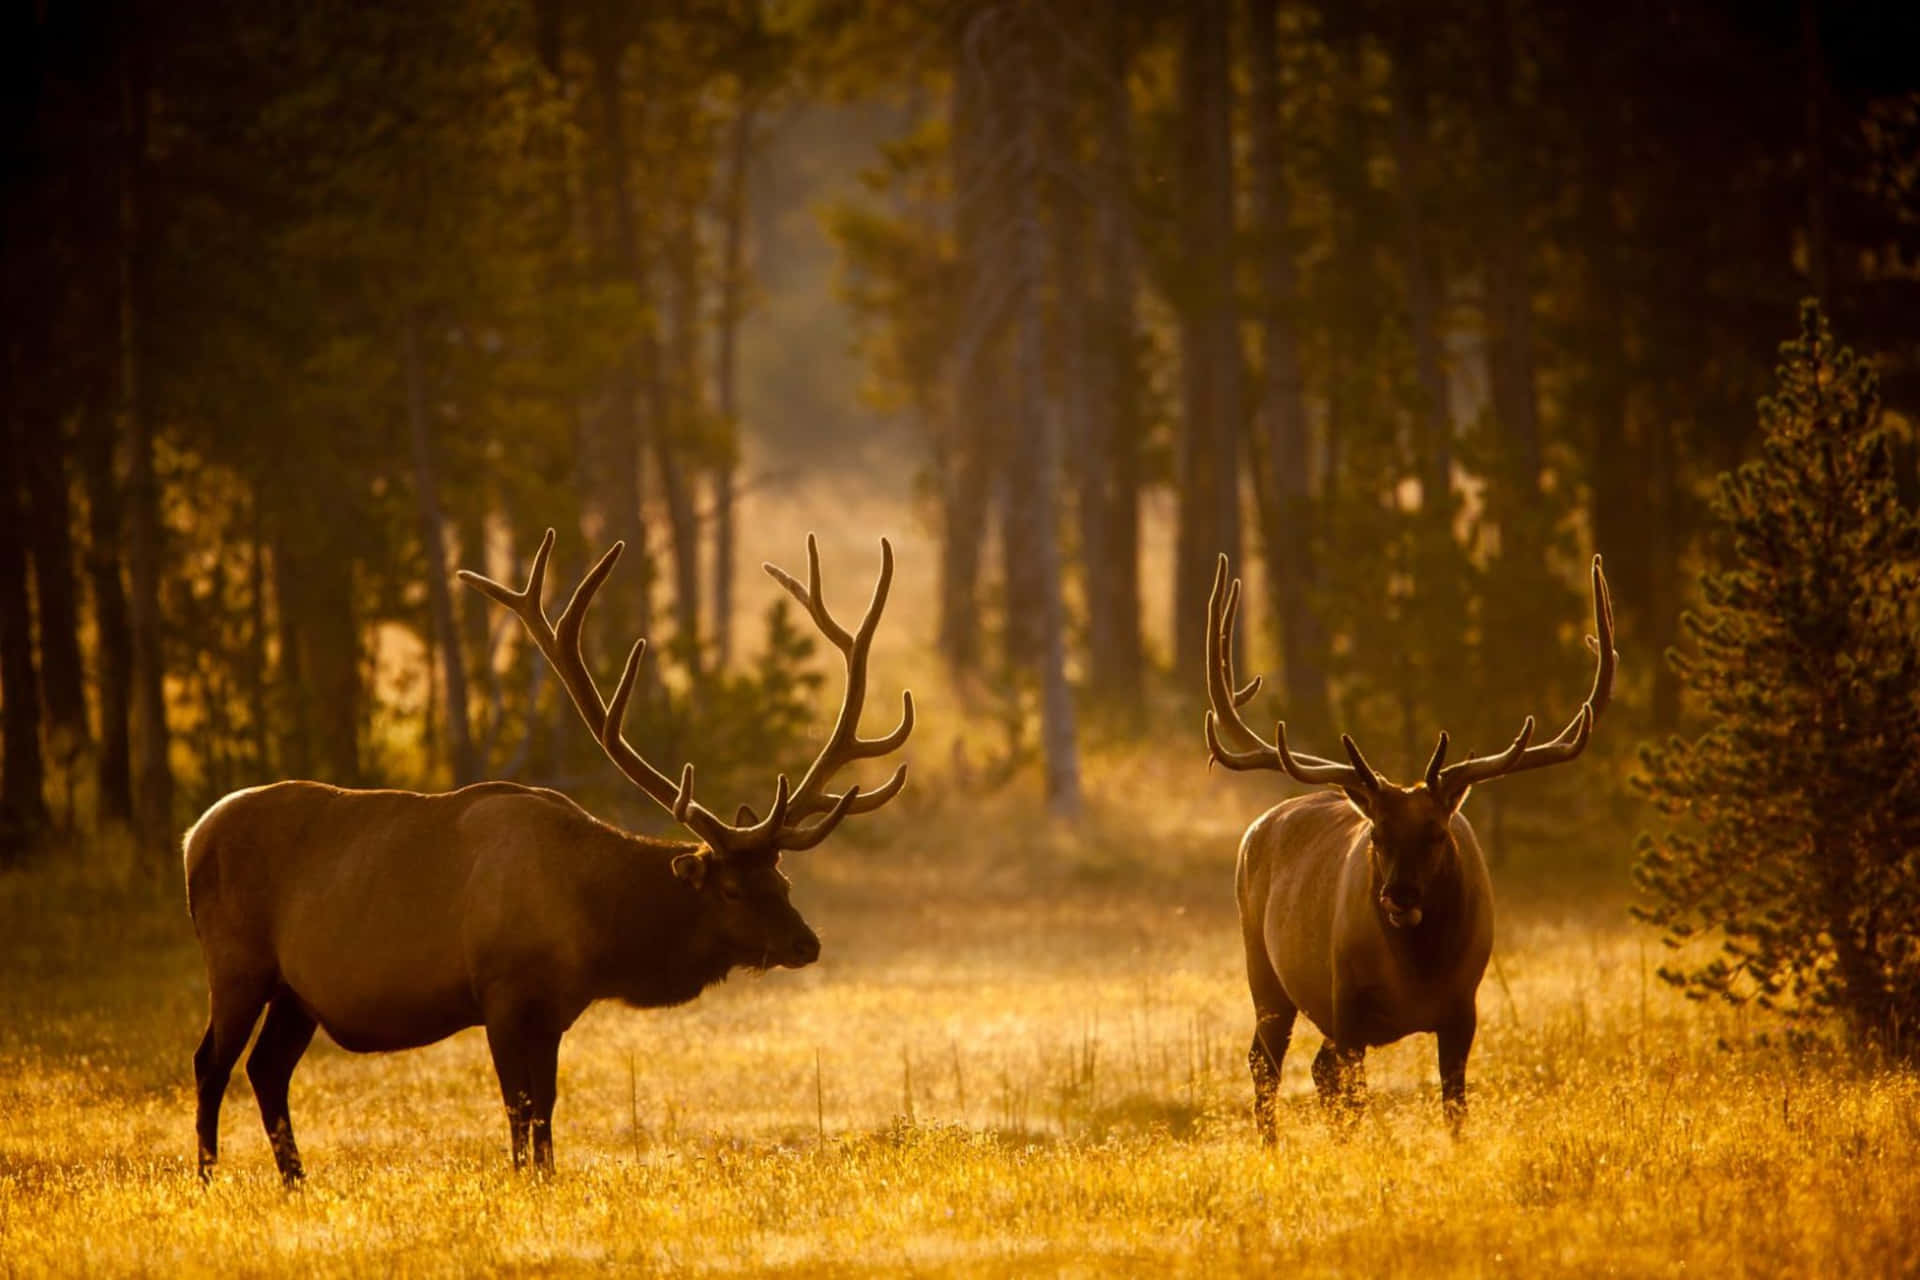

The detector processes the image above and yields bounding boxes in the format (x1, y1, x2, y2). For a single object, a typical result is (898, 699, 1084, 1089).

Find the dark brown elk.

(184, 530, 912, 1182)
(1204, 554, 1614, 1138)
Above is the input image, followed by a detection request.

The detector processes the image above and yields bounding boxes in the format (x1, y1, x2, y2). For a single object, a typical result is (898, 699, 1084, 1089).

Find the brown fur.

(1237, 787, 1491, 1138)
(1205, 553, 1614, 1139)
(184, 779, 817, 1182)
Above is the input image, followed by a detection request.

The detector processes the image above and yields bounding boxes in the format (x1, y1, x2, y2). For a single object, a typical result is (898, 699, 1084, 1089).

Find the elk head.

(460, 529, 914, 969)
(1203, 555, 1615, 928)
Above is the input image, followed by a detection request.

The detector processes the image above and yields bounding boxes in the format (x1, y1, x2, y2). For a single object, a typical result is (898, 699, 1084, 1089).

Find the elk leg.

(484, 1023, 535, 1170)
(1437, 1003, 1477, 1134)
(1243, 923, 1297, 1143)
(1310, 1041, 1366, 1127)
(194, 976, 271, 1181)
(523, 1033, 561, 1174)
(1248, 1011, 1294, 1146)
(246, 995, 317, 1187)
(1244, 964, 1296, 1144)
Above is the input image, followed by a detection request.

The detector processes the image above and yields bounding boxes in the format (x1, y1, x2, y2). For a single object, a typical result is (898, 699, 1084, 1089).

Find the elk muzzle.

(1381, 882, 1424, 929)
(779, 926, 822, 969)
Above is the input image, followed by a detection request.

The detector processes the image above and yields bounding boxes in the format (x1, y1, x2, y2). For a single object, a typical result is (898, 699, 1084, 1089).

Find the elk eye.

(719, 884, 744, 902)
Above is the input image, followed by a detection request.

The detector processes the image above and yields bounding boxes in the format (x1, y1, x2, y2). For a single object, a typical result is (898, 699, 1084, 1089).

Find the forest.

(3, 0, 1919, 1274)
(3, 0, 1914, 856)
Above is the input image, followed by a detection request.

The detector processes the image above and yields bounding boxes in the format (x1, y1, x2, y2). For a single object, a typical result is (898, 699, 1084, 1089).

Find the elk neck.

(575, 828, 742, 1009)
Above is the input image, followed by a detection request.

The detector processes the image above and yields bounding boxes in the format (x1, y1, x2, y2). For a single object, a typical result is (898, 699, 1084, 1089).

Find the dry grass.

(3, 766, 1917, 1278)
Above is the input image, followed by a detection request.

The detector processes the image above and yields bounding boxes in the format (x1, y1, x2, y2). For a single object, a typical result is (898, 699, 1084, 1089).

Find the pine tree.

(1634, 302, 1920, 1061)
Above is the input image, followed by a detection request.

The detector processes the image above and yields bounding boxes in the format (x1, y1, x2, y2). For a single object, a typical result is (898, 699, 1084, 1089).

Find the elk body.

(1203, 555, 1614, 1137)
(185, 531, 913, 1182)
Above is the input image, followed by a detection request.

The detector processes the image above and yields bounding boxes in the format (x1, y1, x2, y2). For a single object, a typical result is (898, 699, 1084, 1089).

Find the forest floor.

(3, 771, 1916, 1278)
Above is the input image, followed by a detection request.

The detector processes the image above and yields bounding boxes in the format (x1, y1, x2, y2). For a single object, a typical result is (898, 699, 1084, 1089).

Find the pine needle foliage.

(1633, 303, 1920, 1060)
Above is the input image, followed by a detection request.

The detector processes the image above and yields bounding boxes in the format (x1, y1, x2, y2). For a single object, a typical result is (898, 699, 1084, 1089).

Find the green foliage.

(1634, 303, 1920, 1060)
(827, 195, 957, 420)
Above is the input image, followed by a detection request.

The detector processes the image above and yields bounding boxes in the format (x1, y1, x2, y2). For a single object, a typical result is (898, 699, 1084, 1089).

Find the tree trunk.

(1800, 0, 1832, 306)
(277, 527, 362, 786)
(457, 503, 503, 769)
(993, 40, 1042, 669)
(1249, 0, 1330, 735)
(1478, 0, 1543, 526)
(1084, 2, 1144, 720)
(405, 310, 477, 786)
(1000, 413, 1044, 672)
(79, 391, 133, 822)
(1173, 0, 1242, 678)
(712, 96, 756, 672)
(659, 198, 702, 670)
(0, 414, 49, 855)
(1647, 409, 1681, 731)
(1058, 93, 1102, 685)
(1008, 2, 1080, 816)
(588, 14, 654, 680)
(1580, 124, 1651, 643)
(246, 495, 271, 777)
(939, 437, 992, 676)
(22, 415, 88, 749)
(1383, 22, 1452, 517)
(119, 30, 172, 856)
(268, 525, 309, 778)
(940, 31, 995, 677)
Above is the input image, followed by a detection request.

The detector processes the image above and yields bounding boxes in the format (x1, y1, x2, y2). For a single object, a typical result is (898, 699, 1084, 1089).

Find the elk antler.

(1433, 554, 1616, 797)
(1202, 553, 1615, 800)
(459, 529, 912, 856)
(761, 533, 916, 844)
(1202, 555, 1380, 792)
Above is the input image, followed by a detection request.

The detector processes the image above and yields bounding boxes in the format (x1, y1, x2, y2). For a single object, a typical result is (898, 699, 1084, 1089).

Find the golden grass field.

(5, 481, 1917, 1276)
(4, 755, 1918, 1279)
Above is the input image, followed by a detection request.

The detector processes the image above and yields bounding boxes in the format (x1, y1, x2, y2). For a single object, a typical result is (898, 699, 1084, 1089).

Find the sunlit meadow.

(6, 746, 1919, 1276)
(3, 478, 1916, 1276)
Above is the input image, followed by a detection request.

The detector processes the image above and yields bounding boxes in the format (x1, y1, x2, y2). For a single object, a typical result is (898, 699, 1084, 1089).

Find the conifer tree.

(1634, 302, 1920, 1061)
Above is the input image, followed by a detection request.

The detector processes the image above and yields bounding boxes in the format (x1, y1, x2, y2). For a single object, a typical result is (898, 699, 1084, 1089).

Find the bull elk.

(1204, 554, 1614, 1137)
(184, 530, 913, 1182)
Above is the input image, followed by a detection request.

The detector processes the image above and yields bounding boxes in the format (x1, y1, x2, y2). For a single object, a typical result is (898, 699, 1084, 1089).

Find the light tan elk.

(184, 530, 912, 1182)
(1204, 554, 1614, 1137)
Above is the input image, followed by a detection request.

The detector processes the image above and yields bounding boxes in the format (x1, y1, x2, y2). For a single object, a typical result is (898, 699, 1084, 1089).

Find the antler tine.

(775, 784, 864, 853)
(763, 532, 855, 652)
(671, 763, 696, 824)
(829, 760, 909, 815)
(1340, 735, 1380, 790)
(456, 526, 554, 618)
(1423, 732, 1450, 791)
(1272, 722, 1371, 787)
(735, 774, 793, 845)
(1204, 554, 1373, 790)
(1435, 716, 1536, 793)
(460, 529, 746, 856)
(458, 530, 609, 738)
(1434, 556, 1617, 796)
(1203, 556, 1281, 768)
(1220, 575, 1264, 707)
(756, 536, 915, 838)
(1205, 711, 1283, 772)
(602, 638, 648, 754)
(1586, 555, 1616, 717)
(552, 541, 625, 661)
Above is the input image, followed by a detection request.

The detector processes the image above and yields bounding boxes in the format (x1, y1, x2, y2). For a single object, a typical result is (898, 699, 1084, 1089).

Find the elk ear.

(1341, 785, 1376, 820)
(671, 850, 710, 889)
